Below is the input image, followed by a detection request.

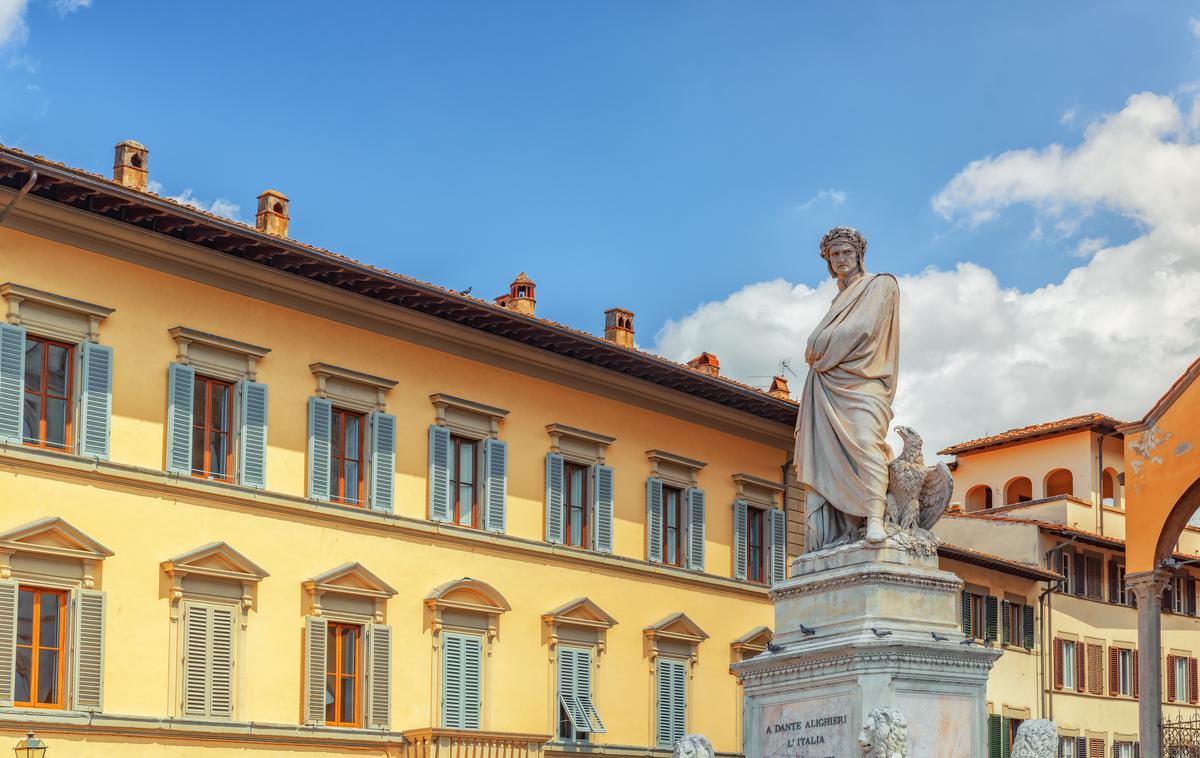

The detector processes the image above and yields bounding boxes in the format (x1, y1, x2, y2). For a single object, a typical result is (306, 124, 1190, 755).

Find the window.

(1058, 737, 1076, 758)
(22, 336, 73, 451)
(1005, 477, 1032, 504)
(450, 436, 480, 528)
(325, 623, 361, 727)
(1116, 648, 1133, 696)
(329, 409, 365, 506)
(1109, 562, 1130, 605)
(442, 632, 483, 729)
(655, 658, 687, 748)
(1115, 741, 1134, 758)
(557, 646, 605, 741)
(15, 587, 65, 708)
(1045, 468, 1073, 498)
(1058, 550, 1072, 593)
(1007, 718, 1024, 752)
(746, 506, 766, 584)
(1061, 640, 1076, 690)
(1102, 468, 1117, 507)
(1176, 656, 1190, 703)
(965, 485, 992, 511)
(961, 591, 993, 640)
(564, 462, 589, 548)
(191, 375, 233, 481)
(662, 485, 684, 567)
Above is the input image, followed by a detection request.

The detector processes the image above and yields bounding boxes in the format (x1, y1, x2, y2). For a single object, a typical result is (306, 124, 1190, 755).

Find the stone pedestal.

(733, 542, 1000, 758)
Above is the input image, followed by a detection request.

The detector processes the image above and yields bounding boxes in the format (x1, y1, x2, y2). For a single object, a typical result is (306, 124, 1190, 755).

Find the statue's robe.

(794, 272, 899, 549)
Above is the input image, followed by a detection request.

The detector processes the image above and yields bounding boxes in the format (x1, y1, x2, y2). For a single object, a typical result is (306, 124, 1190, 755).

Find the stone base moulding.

(733, 541, 1000, 758)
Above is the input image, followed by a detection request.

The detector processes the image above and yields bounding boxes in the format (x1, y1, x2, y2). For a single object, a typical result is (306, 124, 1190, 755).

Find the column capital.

(1127, 567, 1171, 606)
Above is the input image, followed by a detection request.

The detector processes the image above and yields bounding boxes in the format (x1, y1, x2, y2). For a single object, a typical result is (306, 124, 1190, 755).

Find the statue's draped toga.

(794, 269, 900, 551)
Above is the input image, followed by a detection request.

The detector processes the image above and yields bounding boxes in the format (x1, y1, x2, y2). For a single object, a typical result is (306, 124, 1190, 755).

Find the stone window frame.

(310, 363, 397, 415)
(645, 449, 705, 490)
(542, 597, 618, 743)
(546, 424, 615, 467)
(430, 393, 509, 442)
(169, 326, 270, 383)
(1, 283, 114, 345)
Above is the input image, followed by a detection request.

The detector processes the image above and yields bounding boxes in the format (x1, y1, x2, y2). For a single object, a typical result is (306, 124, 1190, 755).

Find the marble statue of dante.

(794, 226, 899, 551)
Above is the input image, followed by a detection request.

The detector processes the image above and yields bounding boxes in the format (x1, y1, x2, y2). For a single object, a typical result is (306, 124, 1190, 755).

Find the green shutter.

(592, 465, 614, 554)
(72, 589, 106, 711)
(558, 646, 590, 732)
(237, 381, 268, 488)
(769, 508, 788, 584)
(961, 590, 972, 635)
(1001, 716, 1011, 758)
(78, 342, 113, 459)
(732, 500, 748, 580)
(165, 363, 195, 474)
(1023, 605, 1035, 650)
(366, 623, 392, 729)
(482, 438, 507, 532)
(0, 580, 17, 705)
(985, 595, 999, 642)
(1001, 600, 1011, 645)
(304, 616, 328, 725)
(646, 477, 664, 563)
(987, 713, 1002, 758)
(442, 632, 482, 729)
(429, 425, 452, 521)
(0, 323, 26, 443)
(686, 488, 706, 571)
(208, 605, 235, 718)
(545, 453, 565, 543)
(307, 397, 332, 501)
(369, 411, 396, 513)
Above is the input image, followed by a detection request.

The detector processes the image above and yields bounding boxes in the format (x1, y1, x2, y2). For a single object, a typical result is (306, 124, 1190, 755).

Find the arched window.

(1102, 468, 1118, 507)
(965, 485, 993, 511)
(1005, 477, 1033, 505)
(1045, 469, 1073, 498)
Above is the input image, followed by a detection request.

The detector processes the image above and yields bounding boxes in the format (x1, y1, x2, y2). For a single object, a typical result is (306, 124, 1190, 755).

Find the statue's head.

(857, 708, 907, 757)
(672, 734, 714, 758)
(819, 226, 867, 279)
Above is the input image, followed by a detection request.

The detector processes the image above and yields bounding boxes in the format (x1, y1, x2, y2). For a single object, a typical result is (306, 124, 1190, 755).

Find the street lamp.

(13, 732, 47, 758)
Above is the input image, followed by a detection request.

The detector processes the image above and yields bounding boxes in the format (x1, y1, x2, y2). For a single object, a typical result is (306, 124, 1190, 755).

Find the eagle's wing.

(917, 461, 954, 530)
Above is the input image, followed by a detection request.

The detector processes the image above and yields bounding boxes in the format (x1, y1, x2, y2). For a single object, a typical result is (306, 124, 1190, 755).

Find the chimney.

(604, 308, 634, 348)
(112, 140, 148, 192)
(495, 273, 536, 316)
(767, 376, 790, 399)
(686, 352, 720, 377)
(255, 190, 289, 237)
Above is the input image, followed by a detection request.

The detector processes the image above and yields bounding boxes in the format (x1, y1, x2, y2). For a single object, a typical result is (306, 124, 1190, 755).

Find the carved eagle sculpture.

(884, 426, 954, 532)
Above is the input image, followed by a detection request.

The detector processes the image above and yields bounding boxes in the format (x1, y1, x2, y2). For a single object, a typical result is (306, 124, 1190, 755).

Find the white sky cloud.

(654, 90, 1200, 456)
(795, 188, 847, 211)
(0, 0, 29, 48)
(53, 0, 90, 15)
(148, 180, 242, 221)
(1190, 16, 1200, 40)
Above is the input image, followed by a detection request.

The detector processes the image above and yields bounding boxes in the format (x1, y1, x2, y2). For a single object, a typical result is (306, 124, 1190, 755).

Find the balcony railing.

(402, 728, 552, 758)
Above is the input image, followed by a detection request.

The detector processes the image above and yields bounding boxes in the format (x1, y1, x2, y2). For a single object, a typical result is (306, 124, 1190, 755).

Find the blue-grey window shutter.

(366, 623, 392, 729)
(442, 632, 482, 729)
(237, 381, 268, 488)
(428, 424, 452, 522)
(646, 477, 664, 563)
(592, 464, 614, 554)
(0, 323, 26, 444)
(306, 397, 332, 501)
(72, 588, 106, 711)
(686, 487, 705, 571)
(165, 363, 195, 474)
(303, 615, 328, 725)
(545, 453, 565, 543)
(0, 579, 17, 705)
(78, 342, 113, 459)
(483, 438, 507, 532)
(768, 508, 787, 584)
(732, 500, 748, 580)
(369, 411, 396, 513)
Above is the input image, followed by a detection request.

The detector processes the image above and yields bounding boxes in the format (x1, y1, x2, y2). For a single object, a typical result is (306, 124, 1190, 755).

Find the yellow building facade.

(0, 142, 805, 756)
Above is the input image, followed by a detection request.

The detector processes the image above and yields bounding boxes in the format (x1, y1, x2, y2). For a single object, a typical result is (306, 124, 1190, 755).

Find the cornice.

(769, 570, 962, 601)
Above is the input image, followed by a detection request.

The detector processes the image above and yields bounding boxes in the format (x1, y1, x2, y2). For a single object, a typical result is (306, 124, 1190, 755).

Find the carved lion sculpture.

(1011, 720, 1057, 758)
(858, 708, 908, 757)
(672, 734, 714, 758)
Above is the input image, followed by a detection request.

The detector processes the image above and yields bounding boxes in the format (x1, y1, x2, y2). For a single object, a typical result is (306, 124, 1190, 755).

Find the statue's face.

(826, 241, 861, 278)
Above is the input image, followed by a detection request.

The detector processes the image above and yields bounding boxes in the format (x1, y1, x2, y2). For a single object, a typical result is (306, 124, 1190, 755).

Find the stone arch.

(965, 485, 992, 511)
(1004, 476, 1033, 505)
(1102, 467, 1119, 507)
(1044, 468, 1073, 498)
(1154, 476, 1200, 568)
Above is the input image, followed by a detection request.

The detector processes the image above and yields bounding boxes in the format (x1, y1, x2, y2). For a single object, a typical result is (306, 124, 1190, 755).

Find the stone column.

(1128, 569, 1170, 758)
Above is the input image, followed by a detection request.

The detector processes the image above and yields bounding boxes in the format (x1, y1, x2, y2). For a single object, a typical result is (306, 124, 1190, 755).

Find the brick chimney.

(686, 352, 720, 377)
(768, 376, 790, 399)
(495, 273, 536, 316)
(113, 140, 148, 192)
(255, 190, 289, 237)
(604, 308, 634, 348)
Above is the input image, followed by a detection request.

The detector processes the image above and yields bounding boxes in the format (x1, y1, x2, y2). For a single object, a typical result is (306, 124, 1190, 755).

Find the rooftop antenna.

(750, 359, 802, 387)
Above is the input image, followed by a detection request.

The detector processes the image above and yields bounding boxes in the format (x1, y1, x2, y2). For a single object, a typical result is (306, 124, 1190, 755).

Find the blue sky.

(3, 1, 1200, 450)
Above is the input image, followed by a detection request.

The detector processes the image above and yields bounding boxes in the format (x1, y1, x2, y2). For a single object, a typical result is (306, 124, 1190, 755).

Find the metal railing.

(1163, 714, 1200, 756)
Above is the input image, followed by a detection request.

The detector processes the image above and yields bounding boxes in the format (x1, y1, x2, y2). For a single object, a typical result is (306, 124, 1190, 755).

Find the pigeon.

(871, 627, 892, 638)
(983, 638, 994, 648)
(765, 640, 785, 654)
(456, 286, 473, 296)
(799, 624, 817, 637)
(960, 637, 977, 646)
(931, 632, 949, 642)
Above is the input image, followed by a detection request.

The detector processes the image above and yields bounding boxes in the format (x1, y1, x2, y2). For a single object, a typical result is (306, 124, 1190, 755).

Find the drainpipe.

(1043, 535, 1079, 721)
(1097, 431, 1108, 535)
(0, 170, 38, 227)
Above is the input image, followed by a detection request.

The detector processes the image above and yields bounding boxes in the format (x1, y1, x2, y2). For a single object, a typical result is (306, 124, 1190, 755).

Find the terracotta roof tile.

(938, 413, 1124, 457)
